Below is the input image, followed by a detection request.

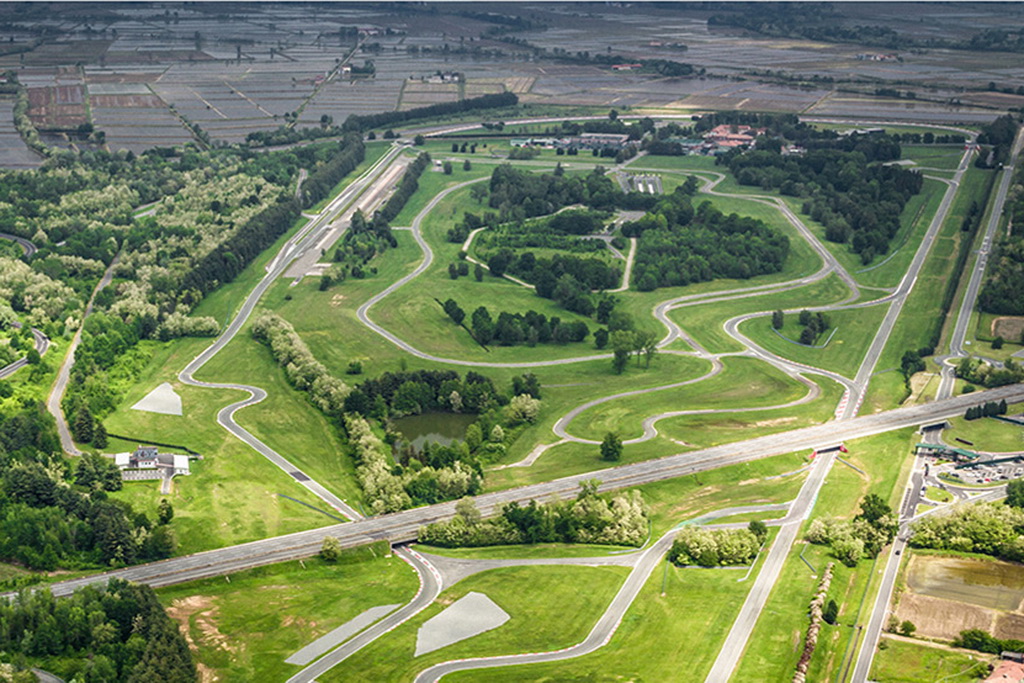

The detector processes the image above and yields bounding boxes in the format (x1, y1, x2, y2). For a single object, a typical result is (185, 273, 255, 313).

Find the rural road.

(47, 255, 119, 456)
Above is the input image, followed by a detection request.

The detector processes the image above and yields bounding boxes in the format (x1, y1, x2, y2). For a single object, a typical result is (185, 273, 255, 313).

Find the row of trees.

(0, 580, 195, 682)
(377, 152, 430, 222)
(625, 188, 790, 291)
(251, 312, 351, 417)
(343, 92, 519, 133)
(343, 368, 517, 419)
(964, 399, 1009, 420)
(418, 483, 648, 548)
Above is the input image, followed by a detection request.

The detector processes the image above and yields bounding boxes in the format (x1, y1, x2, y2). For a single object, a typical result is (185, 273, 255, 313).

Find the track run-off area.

(33, 117, 1022, 683)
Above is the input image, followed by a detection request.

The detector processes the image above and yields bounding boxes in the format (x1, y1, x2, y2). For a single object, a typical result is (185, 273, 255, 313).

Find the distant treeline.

(708, 6, 1024, 54)
(245, 92, 518, 147)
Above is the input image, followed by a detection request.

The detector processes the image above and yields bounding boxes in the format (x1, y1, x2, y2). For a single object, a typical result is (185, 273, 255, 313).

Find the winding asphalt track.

(177, 142, 408, 521)
(0, 231, 37, 257)
(47, 256, 119, 456)
(0, 324, 49, 380)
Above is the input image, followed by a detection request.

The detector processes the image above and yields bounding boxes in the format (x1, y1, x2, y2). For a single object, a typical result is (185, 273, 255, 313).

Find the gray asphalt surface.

(46, 256, 119, 456)
(0, 325, 49, 380)
(938, 128, 1024, 399)
(0, 231, 37, 257)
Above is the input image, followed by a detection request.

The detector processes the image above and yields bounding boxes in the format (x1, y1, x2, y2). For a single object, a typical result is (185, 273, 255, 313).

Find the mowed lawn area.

(731, 428, 915, 682)
(156, 546, 418, 683)
(319, 565, 629, 682)
(103, 338, 334, 555)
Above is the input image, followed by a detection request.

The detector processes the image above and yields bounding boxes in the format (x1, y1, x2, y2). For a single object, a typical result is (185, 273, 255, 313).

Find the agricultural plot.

(26, 83, 87, 129)
(896, 554, 1024, 642)
(85, 81, 195, 151)
(0, 100, 42, 169)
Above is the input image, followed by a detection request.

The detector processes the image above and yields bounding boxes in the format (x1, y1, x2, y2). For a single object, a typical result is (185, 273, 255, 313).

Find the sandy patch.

(993, 316, 1024, 343)
(896, 593, 995, 640)
(131, 381, 183, 416)
(751, 417, 798, 428)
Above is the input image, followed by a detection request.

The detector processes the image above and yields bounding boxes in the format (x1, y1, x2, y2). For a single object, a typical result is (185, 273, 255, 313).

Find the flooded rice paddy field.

(897, 554, 1024, 641)
(0, 3, 1021, 165)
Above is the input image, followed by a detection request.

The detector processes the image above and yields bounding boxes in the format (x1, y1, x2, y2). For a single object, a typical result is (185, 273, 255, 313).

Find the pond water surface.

(392, 413, 477, 450)
(907, 555, 1024, 611)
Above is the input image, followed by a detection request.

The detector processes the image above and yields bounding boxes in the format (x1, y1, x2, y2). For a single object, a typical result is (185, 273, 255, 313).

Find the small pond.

(392, 413, 478, 451)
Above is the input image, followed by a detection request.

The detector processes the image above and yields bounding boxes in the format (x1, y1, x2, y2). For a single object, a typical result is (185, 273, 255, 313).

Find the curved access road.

(47, 256, 119, 456)
(0, 231, 37, 257)
(412, 530, 676, 683)
(0, 325, 49, 380)
(285, 546, 442, 683)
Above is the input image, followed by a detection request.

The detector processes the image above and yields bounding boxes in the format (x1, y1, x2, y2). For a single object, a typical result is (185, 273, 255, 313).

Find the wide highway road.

(938, 127, 1024, 399)
(12, 382, 1024, 602)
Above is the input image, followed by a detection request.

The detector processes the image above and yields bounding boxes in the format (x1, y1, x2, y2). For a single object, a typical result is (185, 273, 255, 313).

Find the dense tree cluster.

(0, 403, 175, 571)
(722, 141, 922, 263)
(445, 302, 590, 347)
(418, 483, 648, 547)
(909, 503, 1024, 561)
(668, 523, 766, 567)
(796, 309, 831, 345)
(955, 356, 1024, 388)
(298, 134, 366, 208)
(624, 187, 789, 291)
(975, 114, 1019, 168)
(343, 368, 506, 418)
(979, 235, 1024, 315)
(487, 164, 652, 222)
(805, 494, 897, 566)
(0, 580, 195, 682)
(329, 208, 396, 283)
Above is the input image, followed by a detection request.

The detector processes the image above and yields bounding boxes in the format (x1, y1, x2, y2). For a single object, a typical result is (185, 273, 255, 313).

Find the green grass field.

(155, 545, 418, 682)
(102, 338, 334, 555)
(869, 637, 990, 682)
(741, 303, 889, 378)
(319, 565, 629, 682)
(943, 408, 1024, 453)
